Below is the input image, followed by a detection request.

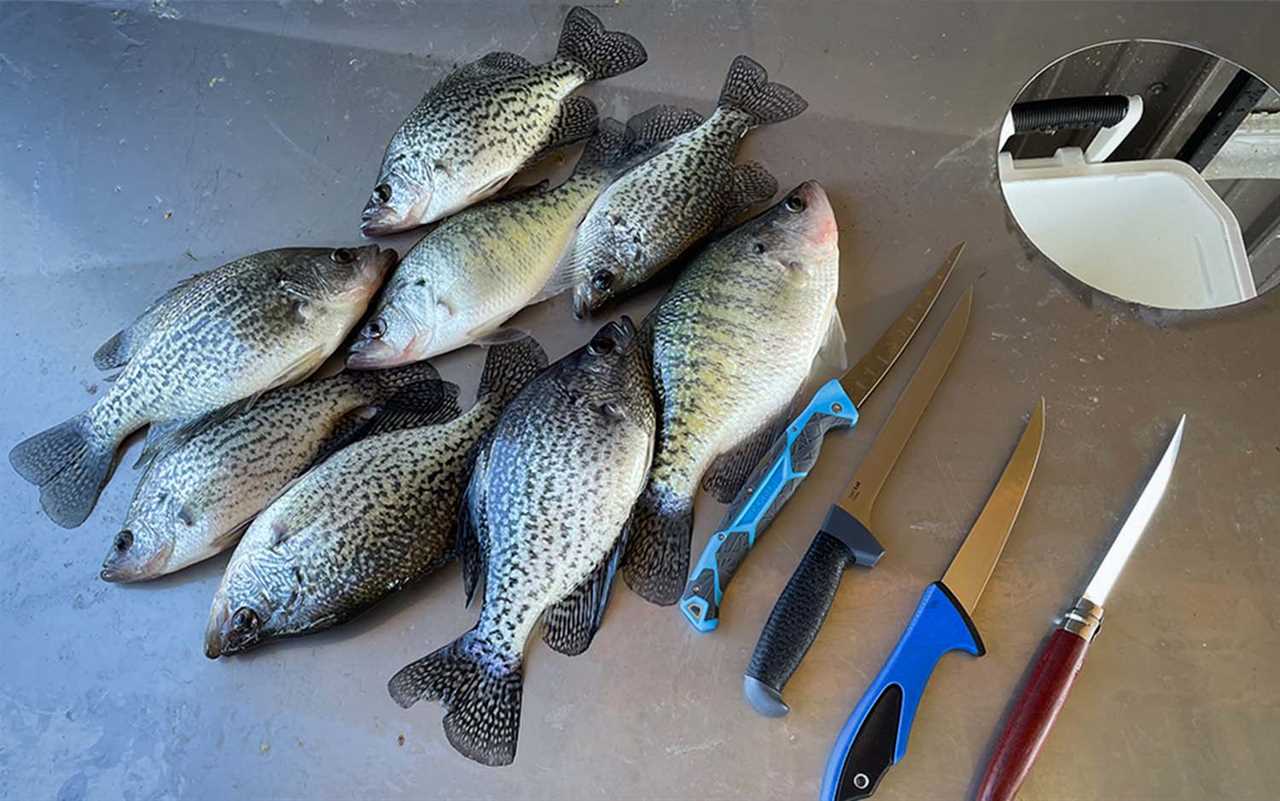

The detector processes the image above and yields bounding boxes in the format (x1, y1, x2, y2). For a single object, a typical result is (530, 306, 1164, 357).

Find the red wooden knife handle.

(976, 627, 1092, 801)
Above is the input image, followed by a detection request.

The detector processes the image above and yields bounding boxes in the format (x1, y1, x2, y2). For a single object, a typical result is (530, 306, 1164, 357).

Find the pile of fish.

(9, 6, 843, 767)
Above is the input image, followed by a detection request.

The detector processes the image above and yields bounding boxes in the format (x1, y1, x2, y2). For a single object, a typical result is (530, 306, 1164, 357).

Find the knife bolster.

(1063, 597, 1104, 642)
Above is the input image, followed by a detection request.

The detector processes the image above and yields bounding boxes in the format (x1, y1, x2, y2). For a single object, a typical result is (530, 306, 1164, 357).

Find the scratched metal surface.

(1, 2, 1277, 799)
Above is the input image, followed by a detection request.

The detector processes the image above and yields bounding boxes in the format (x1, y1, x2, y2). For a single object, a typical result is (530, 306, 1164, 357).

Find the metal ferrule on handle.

(679, 379, 858, 632)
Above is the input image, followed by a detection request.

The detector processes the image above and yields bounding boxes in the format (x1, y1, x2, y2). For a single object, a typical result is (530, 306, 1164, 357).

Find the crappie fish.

(387, 317, 655, 767)
(204, 337, 547, 658)
(360, 6, 647, 235)
(623, 182, 844, 605)
(565, 55, 808, 317)
(100, 360, 451, 583)
(347, 109, 699, 369)
(10, 246, 393, 529)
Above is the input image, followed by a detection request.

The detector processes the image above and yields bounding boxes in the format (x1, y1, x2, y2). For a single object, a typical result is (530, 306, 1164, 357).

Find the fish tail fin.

(555, 6, 647, 81)
(476, 333, 548, 407)
(622, 483, 694, 606)
(9, 411, 117, 528)
(717, 54, 808, 128)
(388, 629, 523, 767)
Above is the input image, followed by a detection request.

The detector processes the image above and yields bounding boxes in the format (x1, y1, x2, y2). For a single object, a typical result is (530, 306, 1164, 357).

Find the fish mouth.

(346, 334, 419, 370)
(204, 598, 262, 659)
(204, 599, 230, 659)
(571, 287, 596, 320)
(366, 245, 399, 278)
(100, 532, 173, 583)
(360, 202, 410, 237)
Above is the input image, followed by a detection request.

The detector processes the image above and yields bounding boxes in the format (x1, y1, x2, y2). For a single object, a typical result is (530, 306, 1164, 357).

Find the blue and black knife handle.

(743, 507, 885, 718)
(820, 582, 985, 801)
(679, 379, 859, 632)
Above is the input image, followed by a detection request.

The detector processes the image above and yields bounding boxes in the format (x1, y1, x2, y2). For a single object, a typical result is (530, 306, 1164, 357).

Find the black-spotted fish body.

(622, 182, 844, 606)
(204, 337, 548, 659)
(9, 246, 393, 529)
(565, 55, 807, 316)
(348, 118, 643, 369)
(387, 318, 655, 767)
(100, 361, 451, 583)
(360, 7, 647, 235)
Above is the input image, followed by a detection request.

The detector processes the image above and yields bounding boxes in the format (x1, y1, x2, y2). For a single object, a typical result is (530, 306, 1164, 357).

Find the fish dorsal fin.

(626, 104, 704, 151)
(432, 51, 532, 95)
(722, 161, 778, 221)
(459, 429, 496, 607)
(523, 95, 599, 169)
(359, 382, 462, 440)
(133, 394, 262, 471)
(541, 522, 629, 656)
(701, 400, 797, 504)
(94, 270, 208, 370)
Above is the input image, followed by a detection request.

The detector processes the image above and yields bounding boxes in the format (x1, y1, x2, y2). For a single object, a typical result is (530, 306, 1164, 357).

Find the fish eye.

(114, 530, 133, 552)
(784, 195, 806, 213)
(753, 242, 767, 254)
(362, 317, 387, 340)
(231, 608, 260, 633)
(374, 183, 392, 203)
(587, 334, 616, 356)
(591, 270, 615, 292)
(330, 248, 356, 265)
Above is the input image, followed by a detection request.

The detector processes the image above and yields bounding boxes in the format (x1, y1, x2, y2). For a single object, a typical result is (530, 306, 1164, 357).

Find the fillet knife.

(744, 287, 973, 717)
(679, 243, 966, 632)
(975, 415, 1185, 801)
(820, 398, 1045, 801)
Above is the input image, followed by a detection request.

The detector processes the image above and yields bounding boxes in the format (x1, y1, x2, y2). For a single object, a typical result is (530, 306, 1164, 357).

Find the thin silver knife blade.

(1082, 415, 1186, 607)
(839, 243, 964, 409)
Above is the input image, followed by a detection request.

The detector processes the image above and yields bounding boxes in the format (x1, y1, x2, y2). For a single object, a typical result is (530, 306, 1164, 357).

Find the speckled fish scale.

(386, 318, 655, 767)
(360, 7, 647, 233)
(9, 246, 391, 529)
(348, 115, 672, 368)
(101, 360, 448, 582)
(565, 54, 807, 315)
(203, 337, 547, 658)
(621, 181, 843, 606)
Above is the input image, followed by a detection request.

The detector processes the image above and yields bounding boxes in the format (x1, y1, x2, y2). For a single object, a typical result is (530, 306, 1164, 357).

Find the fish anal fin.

(459, 431, 495, 607)
(701, 404, 796, 505)
(524, 95, 598, 169)
(722, 161, 778, 221)
(542, 523, 629, 656)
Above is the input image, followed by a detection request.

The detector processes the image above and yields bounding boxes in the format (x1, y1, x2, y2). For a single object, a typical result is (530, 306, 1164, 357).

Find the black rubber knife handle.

(744, 531, 855, 717)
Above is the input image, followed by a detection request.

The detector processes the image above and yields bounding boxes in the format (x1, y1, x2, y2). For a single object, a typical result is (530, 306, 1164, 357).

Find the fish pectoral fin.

(269, 346, 328, 390)
(701, 404, 797, 505)
(721, 161, 779, 223)
(541, 522, 630, 656)
(458, 431, 495, 607)
(210, 514, 255, 551)
(465, 172, 516, 205)
(814, 304, 848, 377)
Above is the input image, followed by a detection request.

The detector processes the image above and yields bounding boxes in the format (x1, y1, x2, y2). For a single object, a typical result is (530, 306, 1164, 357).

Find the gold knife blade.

(838, 286, 973, 524)
(940, 398, 1046, 616)
(839, 243, 965, 408)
